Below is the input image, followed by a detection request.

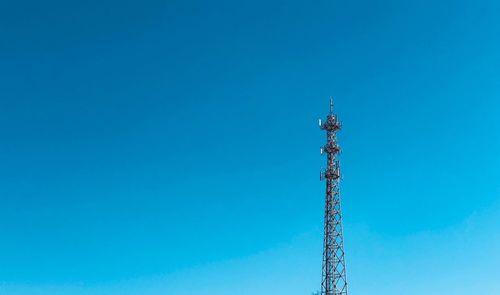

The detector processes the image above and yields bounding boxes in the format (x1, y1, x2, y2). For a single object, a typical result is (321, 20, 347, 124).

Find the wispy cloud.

(2, 201, 499, 295)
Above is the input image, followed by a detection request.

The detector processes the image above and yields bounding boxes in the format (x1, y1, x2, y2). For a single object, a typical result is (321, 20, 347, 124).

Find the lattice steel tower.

(319, 97, 348, 295)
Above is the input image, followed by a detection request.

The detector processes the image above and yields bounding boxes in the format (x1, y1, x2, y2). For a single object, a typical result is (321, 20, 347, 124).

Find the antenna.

(329, 96, 333, 113)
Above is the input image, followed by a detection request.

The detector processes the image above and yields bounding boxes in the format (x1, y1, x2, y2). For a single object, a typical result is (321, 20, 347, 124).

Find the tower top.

(320, 96, 341, 132)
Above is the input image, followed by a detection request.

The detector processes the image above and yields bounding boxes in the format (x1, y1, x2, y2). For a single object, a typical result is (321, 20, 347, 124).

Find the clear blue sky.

(0, 0, 499, 294)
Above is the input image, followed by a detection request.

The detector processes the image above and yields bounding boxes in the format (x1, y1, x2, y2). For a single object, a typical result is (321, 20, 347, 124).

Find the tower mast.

(320, 97, 348, 295)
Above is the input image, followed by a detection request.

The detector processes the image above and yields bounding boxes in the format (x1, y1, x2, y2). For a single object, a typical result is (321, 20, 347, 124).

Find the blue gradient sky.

(1, 0, 499, 294)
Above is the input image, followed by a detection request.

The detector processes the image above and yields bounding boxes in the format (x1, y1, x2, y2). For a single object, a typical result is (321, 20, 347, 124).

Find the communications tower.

(319, 97, 348, 295)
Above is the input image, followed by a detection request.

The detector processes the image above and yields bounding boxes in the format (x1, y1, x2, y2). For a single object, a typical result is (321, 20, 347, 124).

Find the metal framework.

(319, 97, 348, 295)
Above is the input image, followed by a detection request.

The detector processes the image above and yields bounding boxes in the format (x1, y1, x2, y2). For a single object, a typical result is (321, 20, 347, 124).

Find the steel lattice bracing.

(319, 98, 348, 295)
